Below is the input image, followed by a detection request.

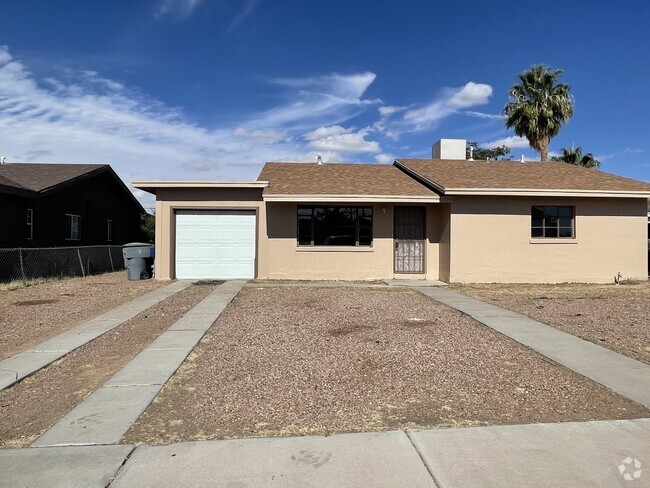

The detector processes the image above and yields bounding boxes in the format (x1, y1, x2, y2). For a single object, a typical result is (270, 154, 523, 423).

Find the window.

(107, 219, 114, 242)
(531, 206, 575, 238)
(25, 209, 33, 240)
(298, 206, 373, 246)
(65, 214, 81, 240)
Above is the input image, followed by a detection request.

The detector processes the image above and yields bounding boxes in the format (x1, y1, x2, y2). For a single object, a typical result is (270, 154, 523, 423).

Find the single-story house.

(0, 163, 145, 248)
(134, 139, 650, 283)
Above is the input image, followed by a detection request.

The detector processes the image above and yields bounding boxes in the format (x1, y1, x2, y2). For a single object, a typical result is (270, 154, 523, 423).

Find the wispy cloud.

(464, 111, 505, 120)
(596, 147, 644, 161)
(228, 0, 262, 31)
(303, 125, 380, 154)
(484, 135, 529, 149)
(401, 81, 492, 131)
(378, 105, 408, 117)
(155, 0, 203, 20)
(0, 46, 385, 207)
(249, 72, 379, 131)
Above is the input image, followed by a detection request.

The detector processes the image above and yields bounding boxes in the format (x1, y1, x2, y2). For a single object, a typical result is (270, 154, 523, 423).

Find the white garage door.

(175, 210, 256, 280)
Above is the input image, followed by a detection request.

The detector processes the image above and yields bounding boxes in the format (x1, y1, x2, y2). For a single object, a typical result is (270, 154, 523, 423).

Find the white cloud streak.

(253, 72, 379, 131)
(303, 125, 380, 154)
(156, 0, 203, 19)
(402, 81, 492, 131)
(378, 105, 407, 117)
(0, 46, 385, 207)
(464, 111, 505, 120)
(484, 135, 530, 148)
(229, 0, 263, 31)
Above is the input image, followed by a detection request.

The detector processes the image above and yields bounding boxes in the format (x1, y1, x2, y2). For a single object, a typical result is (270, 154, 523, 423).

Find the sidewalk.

(32, 280, 246, 447)
(416, 286, 650, 409)
(1, 419, 648, 487)
(0, 280, 192, 391)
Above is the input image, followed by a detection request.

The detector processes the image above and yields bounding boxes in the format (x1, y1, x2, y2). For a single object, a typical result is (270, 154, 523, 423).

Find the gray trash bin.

(122, 243, 154, 280)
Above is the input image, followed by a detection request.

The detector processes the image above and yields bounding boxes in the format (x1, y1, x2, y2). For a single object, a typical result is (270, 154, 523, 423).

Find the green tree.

(551, 147, 600, 169)
(140, 212, 155, 243)
(503, 65, 574, 161)
(466, 141, 511, 160)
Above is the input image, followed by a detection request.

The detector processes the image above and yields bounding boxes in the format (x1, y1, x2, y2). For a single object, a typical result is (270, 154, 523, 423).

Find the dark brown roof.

(395, 159, 650, 193)
(0, 163, 107, 193)
(259, 162, 435, 197)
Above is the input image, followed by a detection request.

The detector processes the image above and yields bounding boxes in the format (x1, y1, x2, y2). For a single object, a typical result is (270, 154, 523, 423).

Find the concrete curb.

(4, 419, 647, 487)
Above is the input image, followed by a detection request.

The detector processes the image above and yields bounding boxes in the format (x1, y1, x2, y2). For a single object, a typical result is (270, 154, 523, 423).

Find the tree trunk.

(540, 145, 548, 161)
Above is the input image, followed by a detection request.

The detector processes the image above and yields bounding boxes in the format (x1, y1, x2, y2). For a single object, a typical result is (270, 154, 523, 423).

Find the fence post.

(77, 248, 85, 277)
(19, 249, 27, 286)
(108, 246, 114, 272)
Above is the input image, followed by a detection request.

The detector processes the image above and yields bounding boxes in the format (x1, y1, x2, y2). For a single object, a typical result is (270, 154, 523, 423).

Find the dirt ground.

(0, 282, 220, 448)
(452, 281, 650, 364)
(0, 272, 165, 360)
(124, 287, 649, 446)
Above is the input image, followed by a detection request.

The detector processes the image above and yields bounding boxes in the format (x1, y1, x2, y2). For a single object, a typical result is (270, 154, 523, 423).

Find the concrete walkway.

(2, 419, 648, 487)
(32, 280, 245, 447)
(416, 287, 650, 409)
(0, 280, 192, 391)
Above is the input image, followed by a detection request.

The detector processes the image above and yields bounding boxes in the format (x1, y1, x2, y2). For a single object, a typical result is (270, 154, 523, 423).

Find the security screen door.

(393, 206, 425, 274)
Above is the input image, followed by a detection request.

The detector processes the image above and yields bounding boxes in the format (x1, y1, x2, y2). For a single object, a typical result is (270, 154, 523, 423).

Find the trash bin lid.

(122, 242, 153, 248)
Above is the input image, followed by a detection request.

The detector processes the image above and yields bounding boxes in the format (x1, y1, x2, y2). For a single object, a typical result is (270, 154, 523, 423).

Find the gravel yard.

(0, 282, 220, 448)
(0, 272, 165, 360)
(452, 282, 650, 364)
(124, 287, 649, 446)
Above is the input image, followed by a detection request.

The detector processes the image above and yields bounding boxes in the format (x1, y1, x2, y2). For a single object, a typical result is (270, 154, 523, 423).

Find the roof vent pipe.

(0, 156, 5, 164)
(468, 144, 475, 161)
(520, 154, 525, 162)
(316, 154, 323, 165)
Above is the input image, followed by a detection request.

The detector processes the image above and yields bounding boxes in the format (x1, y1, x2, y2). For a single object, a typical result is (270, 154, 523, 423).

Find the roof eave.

(133, 180, 270, 195)
(444, 188, 650, 198)
(262, 194, 443, 203)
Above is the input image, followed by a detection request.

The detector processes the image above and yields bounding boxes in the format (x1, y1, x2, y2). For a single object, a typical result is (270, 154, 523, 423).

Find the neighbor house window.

(298, 206, 373, 246)
(531, 206, 575, 238)
(26, 208, 33, 240)
(65, 214, 81, 240)
(107, 219, 114, 242)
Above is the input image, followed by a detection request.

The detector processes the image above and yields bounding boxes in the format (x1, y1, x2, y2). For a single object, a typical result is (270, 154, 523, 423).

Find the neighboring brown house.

(134, 139, 650, 283)
(0, 163, 145, 248)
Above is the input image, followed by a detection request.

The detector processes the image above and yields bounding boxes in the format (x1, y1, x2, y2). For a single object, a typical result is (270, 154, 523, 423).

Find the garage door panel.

(175, 210, 256, 280)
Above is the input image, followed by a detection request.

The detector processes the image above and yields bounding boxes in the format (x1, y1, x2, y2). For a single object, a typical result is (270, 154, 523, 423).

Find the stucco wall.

(265, 202, 440, 281)
(448, 196, 648, 283)
(154, 188, 267, 280)
(438, 203, 451, 283)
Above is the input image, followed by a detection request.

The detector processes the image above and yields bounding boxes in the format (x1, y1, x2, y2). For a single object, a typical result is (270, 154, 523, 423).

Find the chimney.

(432, 139, 466, 160)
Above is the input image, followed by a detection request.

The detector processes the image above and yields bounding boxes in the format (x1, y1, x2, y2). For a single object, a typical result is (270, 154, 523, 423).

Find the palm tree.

(503, 65, 574, 161)
(551, 147, 601, 169)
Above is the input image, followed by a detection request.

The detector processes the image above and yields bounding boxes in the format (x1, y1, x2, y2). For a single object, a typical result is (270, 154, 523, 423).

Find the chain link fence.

(0, 246, 125, 284)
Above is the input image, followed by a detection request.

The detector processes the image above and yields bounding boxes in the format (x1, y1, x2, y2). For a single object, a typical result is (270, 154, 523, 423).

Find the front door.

(394, 206, 426, 274)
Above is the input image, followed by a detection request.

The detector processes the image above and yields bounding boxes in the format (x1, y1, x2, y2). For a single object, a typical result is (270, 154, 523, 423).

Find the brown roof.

(396, 159, 650, 193)
(0, 163, 107, 193)
(258, 162, 435, 197)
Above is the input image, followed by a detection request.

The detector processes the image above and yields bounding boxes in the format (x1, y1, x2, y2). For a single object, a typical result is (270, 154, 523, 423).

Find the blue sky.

(0, 0, 648, 208)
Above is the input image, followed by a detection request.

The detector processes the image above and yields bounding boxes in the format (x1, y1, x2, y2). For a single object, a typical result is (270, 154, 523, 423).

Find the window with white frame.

(26, 209, 33, 240)
(65, 214, 81, 240)
(107, 219, 114, 242)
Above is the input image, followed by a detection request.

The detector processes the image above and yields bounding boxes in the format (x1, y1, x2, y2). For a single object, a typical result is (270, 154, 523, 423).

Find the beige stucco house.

(134, 140, 650, 283)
